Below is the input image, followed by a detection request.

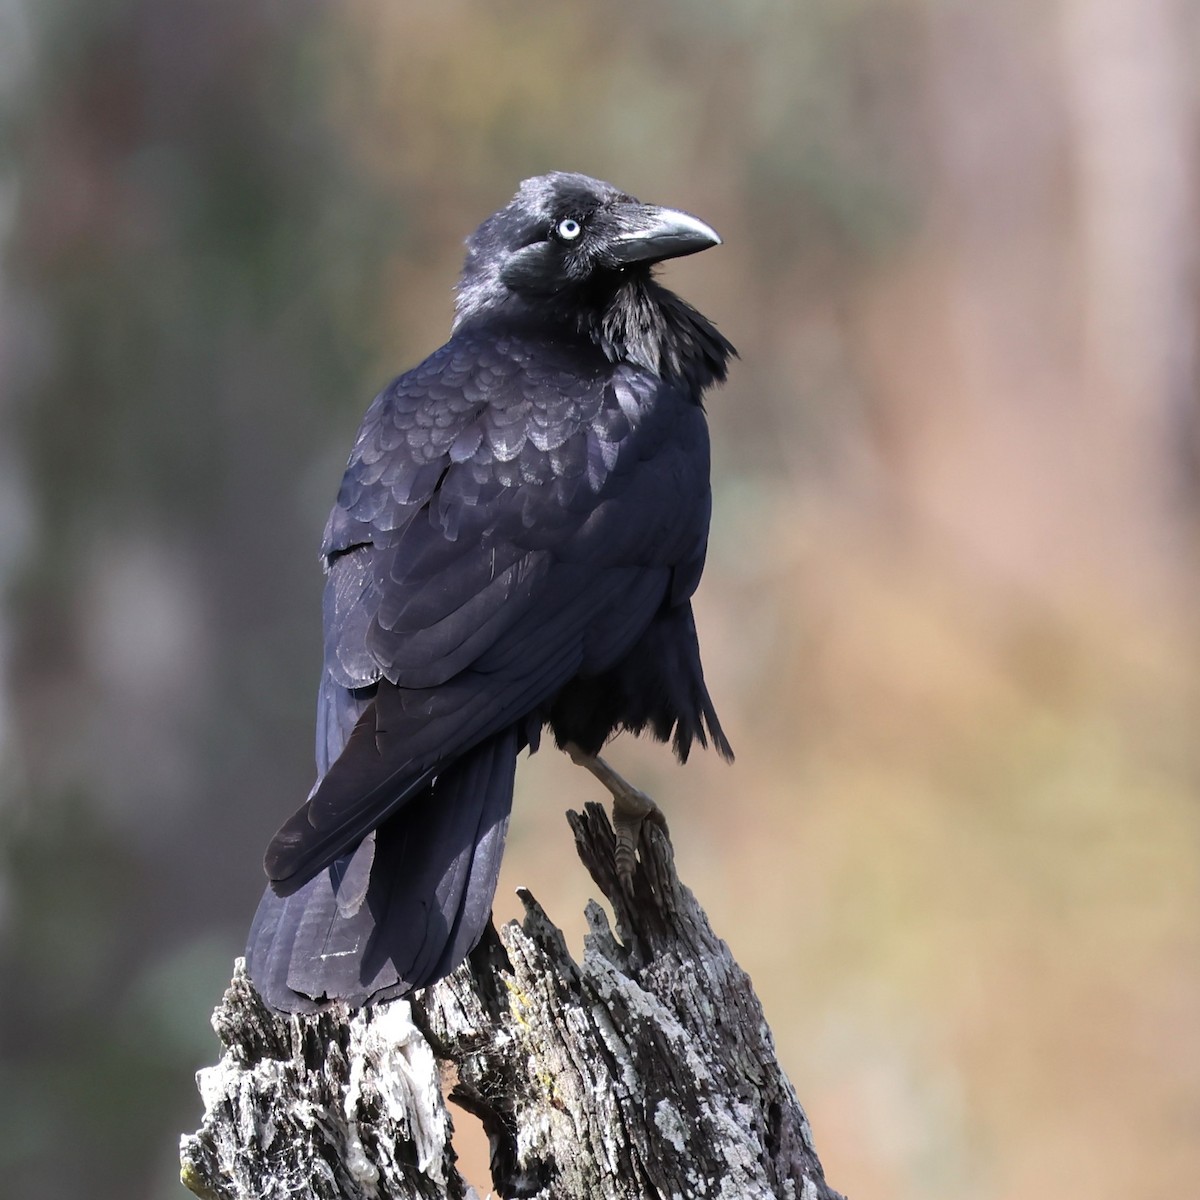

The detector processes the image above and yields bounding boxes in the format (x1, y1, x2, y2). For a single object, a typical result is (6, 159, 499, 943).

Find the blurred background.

(2, 0, 1198, 1197)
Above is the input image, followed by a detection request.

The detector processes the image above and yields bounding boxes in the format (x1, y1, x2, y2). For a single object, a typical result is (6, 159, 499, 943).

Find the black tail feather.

(246, 726, 518, 1012)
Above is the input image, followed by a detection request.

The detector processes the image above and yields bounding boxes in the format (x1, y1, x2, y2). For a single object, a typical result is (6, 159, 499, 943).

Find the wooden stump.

(181, 804, 844, 1200)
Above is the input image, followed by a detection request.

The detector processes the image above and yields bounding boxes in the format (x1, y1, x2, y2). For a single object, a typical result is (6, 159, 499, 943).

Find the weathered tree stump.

(181, 804, 844, 1199)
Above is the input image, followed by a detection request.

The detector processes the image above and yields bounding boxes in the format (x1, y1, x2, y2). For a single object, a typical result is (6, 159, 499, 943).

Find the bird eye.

(556, 218, 583, 241)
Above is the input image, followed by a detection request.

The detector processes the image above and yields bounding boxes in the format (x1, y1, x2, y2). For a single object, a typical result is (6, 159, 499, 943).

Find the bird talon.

(613, 817, 640, 888)
(564, 742, 666, 883)
(611, 801, 667, 886)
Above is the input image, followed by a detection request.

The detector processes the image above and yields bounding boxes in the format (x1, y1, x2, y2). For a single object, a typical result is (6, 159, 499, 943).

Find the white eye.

(556, 217, 582, 241)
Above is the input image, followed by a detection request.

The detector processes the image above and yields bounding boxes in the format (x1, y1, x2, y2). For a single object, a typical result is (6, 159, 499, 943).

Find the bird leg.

(564, 742, 666, 886)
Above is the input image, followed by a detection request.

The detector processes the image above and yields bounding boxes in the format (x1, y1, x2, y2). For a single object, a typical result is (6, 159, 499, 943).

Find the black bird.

(246, 173, 735, 1012)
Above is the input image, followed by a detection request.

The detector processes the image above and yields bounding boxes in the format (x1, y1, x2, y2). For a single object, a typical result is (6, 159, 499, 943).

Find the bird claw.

(564, 742, 666, 887)
(611, 792, 667, 889)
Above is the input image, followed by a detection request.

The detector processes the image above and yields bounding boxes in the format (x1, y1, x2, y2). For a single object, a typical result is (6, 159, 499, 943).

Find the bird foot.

(564, 743, 667, 887)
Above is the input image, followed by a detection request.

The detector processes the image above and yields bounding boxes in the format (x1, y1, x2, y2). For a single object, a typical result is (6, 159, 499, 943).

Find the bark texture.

(181, 804, 843, 1200)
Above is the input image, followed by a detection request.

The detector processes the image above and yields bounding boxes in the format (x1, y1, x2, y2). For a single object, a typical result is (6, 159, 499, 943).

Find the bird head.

(453, 172, 722, 334)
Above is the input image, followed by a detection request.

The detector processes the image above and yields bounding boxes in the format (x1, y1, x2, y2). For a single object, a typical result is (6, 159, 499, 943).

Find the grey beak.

(605, 203, 723, 267)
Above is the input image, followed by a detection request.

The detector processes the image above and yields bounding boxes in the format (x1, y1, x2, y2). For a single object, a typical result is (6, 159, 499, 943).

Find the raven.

(246, 173, 734, 1012)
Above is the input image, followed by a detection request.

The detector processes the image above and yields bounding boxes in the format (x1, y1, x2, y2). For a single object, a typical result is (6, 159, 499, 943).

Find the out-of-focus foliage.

(1, 1, 1197, 1198)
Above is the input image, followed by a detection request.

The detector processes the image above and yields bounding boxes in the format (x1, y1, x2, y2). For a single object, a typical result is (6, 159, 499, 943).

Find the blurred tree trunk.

(1059, 0, 1197, 599)
(180, 805, 842, 1200)
(861, 0, 1197, 618)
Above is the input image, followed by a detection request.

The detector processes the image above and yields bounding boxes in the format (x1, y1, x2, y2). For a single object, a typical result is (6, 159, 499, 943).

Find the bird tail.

(245, 726, 518, 1012)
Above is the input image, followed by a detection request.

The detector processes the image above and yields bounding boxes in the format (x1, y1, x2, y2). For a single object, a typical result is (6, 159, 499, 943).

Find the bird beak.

(605, 203, 723, 267)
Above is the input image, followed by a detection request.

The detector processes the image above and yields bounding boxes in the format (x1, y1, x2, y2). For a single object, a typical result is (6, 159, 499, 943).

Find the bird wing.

(266, 327, 713, 889)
